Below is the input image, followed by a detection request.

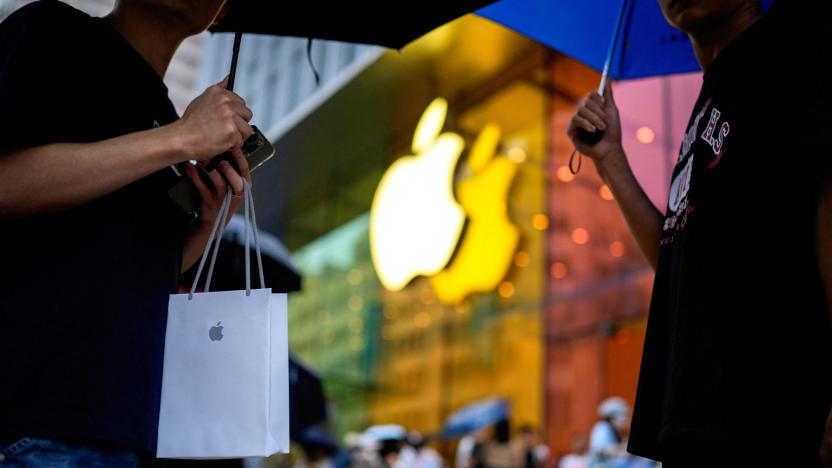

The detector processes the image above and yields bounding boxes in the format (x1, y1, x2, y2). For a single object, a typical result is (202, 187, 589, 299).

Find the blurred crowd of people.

(282, 396, 659, 468)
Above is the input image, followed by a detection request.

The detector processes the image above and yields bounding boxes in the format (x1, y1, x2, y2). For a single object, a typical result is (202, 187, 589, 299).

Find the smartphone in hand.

(168, 126, 276, 217)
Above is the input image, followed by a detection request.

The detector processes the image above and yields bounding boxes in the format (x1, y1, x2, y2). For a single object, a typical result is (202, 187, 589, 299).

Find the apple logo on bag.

(209, 322, 224, 342)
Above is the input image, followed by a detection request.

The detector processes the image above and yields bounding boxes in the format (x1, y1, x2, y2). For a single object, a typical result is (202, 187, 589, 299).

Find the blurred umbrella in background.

(290, 355, 328, 439)
(441, 397, 510, 439)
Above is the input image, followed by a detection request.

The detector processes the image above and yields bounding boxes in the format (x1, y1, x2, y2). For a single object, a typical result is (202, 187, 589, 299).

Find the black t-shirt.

(628, 0, 832, 462)
(0, 1, 187, 452)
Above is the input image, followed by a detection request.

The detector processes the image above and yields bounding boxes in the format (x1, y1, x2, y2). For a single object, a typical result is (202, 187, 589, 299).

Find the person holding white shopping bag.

(158, 180, 290, 459)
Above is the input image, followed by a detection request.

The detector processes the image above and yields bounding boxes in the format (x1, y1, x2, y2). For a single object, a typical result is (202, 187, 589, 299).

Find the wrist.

(594, 147, 627, 180)
(163, 121, 198, 164)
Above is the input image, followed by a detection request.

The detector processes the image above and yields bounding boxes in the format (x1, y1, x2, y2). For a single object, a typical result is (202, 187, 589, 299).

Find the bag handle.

(188, 180, 265, 299)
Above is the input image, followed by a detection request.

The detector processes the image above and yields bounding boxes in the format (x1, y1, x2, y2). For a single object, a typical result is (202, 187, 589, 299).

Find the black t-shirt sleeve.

(0, 1, 84, 151)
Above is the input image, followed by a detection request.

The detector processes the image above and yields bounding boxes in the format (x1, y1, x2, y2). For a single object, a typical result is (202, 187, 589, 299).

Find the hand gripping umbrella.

(478, 0, 774, 172)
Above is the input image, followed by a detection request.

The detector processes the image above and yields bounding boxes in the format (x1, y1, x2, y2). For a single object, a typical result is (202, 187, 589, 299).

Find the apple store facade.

(213, 14, 702, 459)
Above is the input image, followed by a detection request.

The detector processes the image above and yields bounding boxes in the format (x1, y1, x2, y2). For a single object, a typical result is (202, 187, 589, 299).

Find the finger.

(232, 114, 253, 141)
(226, 196, 242, 224)
(572, 115, 598, 133)
(216, 75, 229, 89)
(231, 148, 251, 183)
(186, 164, 214, 206)
(227, 101, 254, 121)
(202, 162, 227, 195)
(219, 160, 244, 196)
(217, 89, 246, 107)
(577, 107, 606, 131)
(587, 92, 605, 107)
(584, 98, 607, 120)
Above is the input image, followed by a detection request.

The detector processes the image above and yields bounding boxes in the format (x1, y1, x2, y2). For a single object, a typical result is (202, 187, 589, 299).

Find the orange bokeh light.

(636, 126, 656, 144)
(497, 281, 515, 298)
(514, 251, 530, 268)
(599, 184, 614, 201)
(550, 262, 568, 279)
(532, 214, 550, 231)
(572, 228, 590, 245)
(556, 166, 575, 183)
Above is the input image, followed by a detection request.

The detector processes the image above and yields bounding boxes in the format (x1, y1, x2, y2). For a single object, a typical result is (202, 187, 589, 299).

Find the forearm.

(181, 223, 213, 274)
(0, 123, 193, 217)
(596, 150, 665, 269)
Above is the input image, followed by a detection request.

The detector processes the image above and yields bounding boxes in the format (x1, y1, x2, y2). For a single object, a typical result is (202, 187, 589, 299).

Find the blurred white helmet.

(598, 397, 629, 420)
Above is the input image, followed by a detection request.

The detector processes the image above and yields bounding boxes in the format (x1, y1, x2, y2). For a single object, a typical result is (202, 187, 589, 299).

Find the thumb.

(216, 75, 229, 89)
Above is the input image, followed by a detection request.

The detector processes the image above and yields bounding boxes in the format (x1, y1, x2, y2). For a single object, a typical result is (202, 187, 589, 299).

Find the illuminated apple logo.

(370, 98, 466, 291)
(209, 321, 224, 341)
(430, 125, 519, 304)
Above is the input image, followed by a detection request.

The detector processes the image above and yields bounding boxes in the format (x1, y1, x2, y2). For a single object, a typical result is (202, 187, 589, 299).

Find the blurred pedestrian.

(567, 0, 832, 465)
(472, 419, 522, 468)
(514, 425, 550, 468)
(0, 0, 253, 466)
(397, 432, 442, 468)
(456, 428, 487, 468)
(587, 398, 629, 468)
(557, 434, 588, 468)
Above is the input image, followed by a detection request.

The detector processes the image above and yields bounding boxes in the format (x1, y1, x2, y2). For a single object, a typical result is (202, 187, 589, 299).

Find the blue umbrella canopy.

(478, 0, 774, 80)
(441, 397, 510, 439)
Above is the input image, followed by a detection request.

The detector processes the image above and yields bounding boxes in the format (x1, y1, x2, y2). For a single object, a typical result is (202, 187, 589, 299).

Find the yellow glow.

(497, 281, 515, 298)
(550, 262, 568, 279)
(610, 241, 625, 257)
(599, 184, 614, 201)
(349, 319, 364, 334)
(414, 312, 432, 328)
(507, 147, 527, 163)
(572, 228, 590, 245)
(430, 124, 520, 305)
(514, 251, 529, 268)
(420, 288, 436, 305)
(556, 166, 575, 183)
(532, 214, 549, 231)
(347, 269, 363, 285)
(371, 98, 466, 291)
(413, 98, 448, 154)
(348, 295, 364, 311)
(636, 126, 656, 144)
(467, 124, 501, 172)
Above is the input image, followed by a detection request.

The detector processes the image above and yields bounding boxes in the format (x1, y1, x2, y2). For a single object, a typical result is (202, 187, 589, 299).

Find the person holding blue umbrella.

(567, 0, 831, 466)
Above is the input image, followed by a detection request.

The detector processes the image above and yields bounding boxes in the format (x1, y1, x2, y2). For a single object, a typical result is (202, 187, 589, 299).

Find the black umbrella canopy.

(211, 0, 498, 49)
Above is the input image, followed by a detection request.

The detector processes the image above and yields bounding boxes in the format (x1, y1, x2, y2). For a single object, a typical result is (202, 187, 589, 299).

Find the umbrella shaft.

(598, 0, 629, 95)
(228, 31, 243, 92)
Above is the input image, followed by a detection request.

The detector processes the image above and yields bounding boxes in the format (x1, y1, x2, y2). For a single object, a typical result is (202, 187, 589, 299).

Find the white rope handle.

(189, 188, 233, 299)
(187, 181, 265, 299)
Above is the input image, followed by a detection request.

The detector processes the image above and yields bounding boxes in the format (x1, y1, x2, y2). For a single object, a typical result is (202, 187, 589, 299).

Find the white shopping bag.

(158, 181, 290, 459)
